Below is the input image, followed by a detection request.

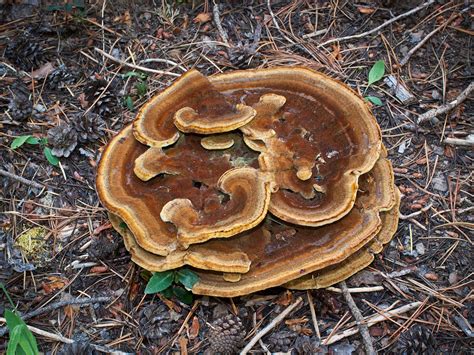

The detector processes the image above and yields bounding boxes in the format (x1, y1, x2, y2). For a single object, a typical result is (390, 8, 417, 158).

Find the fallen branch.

(0, 296, 111, 337)
(94, 47, 181, 77)
(0, 168, 45, 190)
(323, 301, 422, 345)
(318, 0, 435, 48)
(240, 297, 303, 354)
(444, 136, 474, 147)
(417, 82, 474, 124)
(339, 281, 376, 354)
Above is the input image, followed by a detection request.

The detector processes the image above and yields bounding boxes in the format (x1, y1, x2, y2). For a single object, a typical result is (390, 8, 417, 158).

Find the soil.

(0, 1, 472, 354)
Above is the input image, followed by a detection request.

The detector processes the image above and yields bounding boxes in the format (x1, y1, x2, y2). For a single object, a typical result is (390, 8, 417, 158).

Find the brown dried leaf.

(358, 7, 376, 14)
(42, 276, 69, 294)
(189, 316, 200, 340)
(193, 12, 211, 24)
(274, 290, 293, 306)
(31, 62, 55, 79)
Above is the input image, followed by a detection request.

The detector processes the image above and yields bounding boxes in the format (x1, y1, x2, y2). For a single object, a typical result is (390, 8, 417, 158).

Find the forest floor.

(0, 1, 473, 354)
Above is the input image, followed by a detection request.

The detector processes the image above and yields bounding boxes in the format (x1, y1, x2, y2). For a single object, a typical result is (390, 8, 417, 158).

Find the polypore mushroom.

(160, 167, 273, 247)
(104, 154, 395, 297)
(284, 187, 400, 290)
(201, 134, 235, 150)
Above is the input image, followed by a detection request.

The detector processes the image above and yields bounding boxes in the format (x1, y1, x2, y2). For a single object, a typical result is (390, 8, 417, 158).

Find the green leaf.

(367, 60, 385, 87)
(172, 286, 193, 305)
(5, 310, 24, 331)
(6, 324, 23, 355)
(135, 81, 148, 97)
(365, 96, 383, 106)
(43, 147, 60, 166)
(161, 287, 173, 298)
(25, 137, 40, 145)
(144, 271, 174, 294)
(0, 283, 15, 308)
(125, 96, 134, 111)
(175, 268, 199, 290)
(123, 71, 147, 80)
(11, 136, 32, 150)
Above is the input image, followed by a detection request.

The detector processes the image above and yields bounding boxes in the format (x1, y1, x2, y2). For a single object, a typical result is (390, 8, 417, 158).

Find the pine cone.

(138, 303, 180, 340)
(47, 123, 78, 158)
(84, 79, 117, 116)
(46, 65, 75, 90)
(57, 341, 99, 355)
(208, 313, 246, 354)
(397, 324, 437, 354)
(5, 36, 43, 71)
(7, 79, 32, 121)
(266, 330, 297, 353)
(74, 112, 106, 143)
(293, 335, 327, 354)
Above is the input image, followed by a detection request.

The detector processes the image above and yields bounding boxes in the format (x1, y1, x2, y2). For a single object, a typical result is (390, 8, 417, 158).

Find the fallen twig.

(323, 301, 422, 345)
(307, 291, 321, 340)
(0, 168, 45, 190)
(399, 203, 433, 220)
(318, 0, 435, 48)
(94, 47, 181, 77)
(417, 82, 474, 124)
(339, 281, 376, 354)
(399, 13, 458, 67)
(212, 1, 229, 47)
(444, 136, 474, 147)
(0, 296, 111, 337)
(240, 297, 303, 354)
(327, 286, 384, 293)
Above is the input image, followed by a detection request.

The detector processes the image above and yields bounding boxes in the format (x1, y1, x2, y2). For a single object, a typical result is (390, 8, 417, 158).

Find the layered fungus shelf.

(96, 68, 399, 297)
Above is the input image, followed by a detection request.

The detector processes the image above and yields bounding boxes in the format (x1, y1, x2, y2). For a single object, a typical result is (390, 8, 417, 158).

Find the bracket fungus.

(97, 67, 399, 297)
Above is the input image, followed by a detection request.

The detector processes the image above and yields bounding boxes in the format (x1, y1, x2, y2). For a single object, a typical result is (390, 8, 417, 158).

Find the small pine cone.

(47, 123, 78, 158)
(74, 112, 106, 143)
(5, 36, 44, 71)
(208, 313, 246, 355)
(46, 65, 75, 90)
(266, 330, 297, 353)
(138, 303, 180, 340)
(57, 341, 99, 355)
(7, 80, 32, 121)
(293, 335, 327, 354)
(84, 79, 117, 116)
(397, 324, 437, 354)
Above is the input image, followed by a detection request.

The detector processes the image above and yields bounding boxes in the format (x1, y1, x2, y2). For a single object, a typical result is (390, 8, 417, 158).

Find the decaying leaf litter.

(0, 1, 472, 353)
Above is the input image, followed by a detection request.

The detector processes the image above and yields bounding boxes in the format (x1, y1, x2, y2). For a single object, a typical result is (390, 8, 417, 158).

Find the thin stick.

(0, 296, 111, 337)
(326, 286, 384, 293)
(339, 281, 376, 355)
(307, 291, 321, 340)
(240, 297, 303, 354)
(444, 136, 474, 147)
(212, 1, 229, 47)
(0, 168, 45, 190)
(0, 318, 74, 344)
(417, 82, 474, 124)
(94, 47, 180, 77)
(318, 0, 435, 48)
(399, 203, 433, 220)
(323, 301, 422, 345)
(399, 14, 458, 66)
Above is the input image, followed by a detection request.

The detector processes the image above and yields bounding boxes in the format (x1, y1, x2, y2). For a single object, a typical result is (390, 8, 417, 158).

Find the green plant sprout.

(364, 60, 385, 106)
(10, 135, 60, 167)
(144, 268, 199, 305)
(1, 283, 39, 355)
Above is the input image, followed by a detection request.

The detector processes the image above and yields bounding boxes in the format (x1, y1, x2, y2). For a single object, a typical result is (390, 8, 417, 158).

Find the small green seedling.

(364, 60, 385, 106)
(1, 283, 39, 355)
(144, 268, 199, 305)
(11, 135, 60, 167)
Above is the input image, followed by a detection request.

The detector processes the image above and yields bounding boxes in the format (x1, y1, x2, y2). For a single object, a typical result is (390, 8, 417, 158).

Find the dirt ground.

(0, 0, 473, 354)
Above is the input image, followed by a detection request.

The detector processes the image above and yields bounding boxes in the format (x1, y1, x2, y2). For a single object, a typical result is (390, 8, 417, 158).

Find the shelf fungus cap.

(284, 187, 400, 290)
(174, 103, 256, 134)
(201, 134, 235, 150)
(160, 167, 273, 247)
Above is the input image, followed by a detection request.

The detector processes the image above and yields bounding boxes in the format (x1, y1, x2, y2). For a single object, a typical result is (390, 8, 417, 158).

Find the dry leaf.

(93, 222, 112, 235)
(188, 316, 200, 340)
(193, 12, 212, 24)
(42, 276, 69, 294)
(274, 290, 293, 306)
(90, 265, 108, 273)
(31, 62, 55, 80)
(78, 93, 88, 109)
(179, 336, 188, 355)
(358, 7, 376, 14)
